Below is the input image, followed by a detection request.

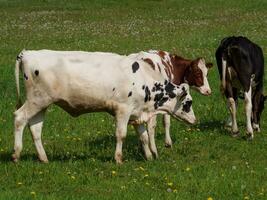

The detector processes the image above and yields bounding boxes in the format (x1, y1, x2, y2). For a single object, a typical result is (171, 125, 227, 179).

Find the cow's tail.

(15, 50, 24, 109)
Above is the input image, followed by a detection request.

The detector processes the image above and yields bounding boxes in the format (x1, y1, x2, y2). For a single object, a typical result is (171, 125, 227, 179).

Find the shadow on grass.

(0, 134, 146, 163)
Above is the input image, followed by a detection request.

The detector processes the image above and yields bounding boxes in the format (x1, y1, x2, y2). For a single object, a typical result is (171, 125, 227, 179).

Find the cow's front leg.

(134, 124, 153, 161)
(227, 97, 239, 137)
(244, 87, 254, 139)
(114, 111, 130, 164)
(163, 114, 172, 147)
(29, 110, 48, 163)
(147, 115, 158, 158)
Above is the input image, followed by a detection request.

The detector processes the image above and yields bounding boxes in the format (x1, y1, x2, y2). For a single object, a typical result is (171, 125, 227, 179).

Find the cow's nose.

(205, 90, 211, 96)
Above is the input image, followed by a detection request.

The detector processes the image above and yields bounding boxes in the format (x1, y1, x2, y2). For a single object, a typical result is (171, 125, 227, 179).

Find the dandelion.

(145, 182, 150, 185)
(17, 182, 23, 186)
(144, 174, 149, 177)
(244, 196, 249, 200)
(71, 175, 76, 180)
(167, 182, 173, 186)
(173, 189, 177, 193)
(207, 197, 213, 200)
(186, 167, 191, 171)
(112, 170, 116, 175)
(30, 191, 36, 196)
(139, 166, 145, 171)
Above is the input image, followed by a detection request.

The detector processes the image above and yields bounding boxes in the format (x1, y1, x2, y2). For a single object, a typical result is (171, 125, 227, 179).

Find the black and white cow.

(215, 36, 266, 139)
(13, 50, 196, 164)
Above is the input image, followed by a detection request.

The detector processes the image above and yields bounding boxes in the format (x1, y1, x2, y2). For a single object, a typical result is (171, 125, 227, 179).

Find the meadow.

(0, 0, 267, 199)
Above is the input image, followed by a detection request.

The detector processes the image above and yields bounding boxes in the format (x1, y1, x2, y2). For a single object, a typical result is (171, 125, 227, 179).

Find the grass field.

(0, 0, 267, 199)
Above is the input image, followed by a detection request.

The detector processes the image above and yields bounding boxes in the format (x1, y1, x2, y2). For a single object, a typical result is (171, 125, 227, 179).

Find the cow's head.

(252, 92, 266, 131)
(154, 82, 196, 124)
(185, 58, 213, 96)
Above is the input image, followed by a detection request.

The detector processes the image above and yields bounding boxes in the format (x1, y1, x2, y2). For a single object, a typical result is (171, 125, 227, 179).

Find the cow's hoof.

(11, 154, 19, 163)
(146, 155, 153, 161)
(165, 142, 172, 148)
(39, 158, 49, 163)
(115, 153, 123, 165)
(151, 151, 158, 159)
(246, 133, 254, 141)
(231, 131, 240, 138)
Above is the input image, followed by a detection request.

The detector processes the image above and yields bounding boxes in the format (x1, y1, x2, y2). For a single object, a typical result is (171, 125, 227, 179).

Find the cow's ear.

(206, 62, 213, 68)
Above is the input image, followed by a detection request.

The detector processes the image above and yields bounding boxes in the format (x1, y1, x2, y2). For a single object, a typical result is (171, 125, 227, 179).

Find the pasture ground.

(0, 0, 267, 199)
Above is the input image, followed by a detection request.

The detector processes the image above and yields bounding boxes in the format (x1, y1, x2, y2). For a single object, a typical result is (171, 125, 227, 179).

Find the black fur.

(132, 62, 139, 73)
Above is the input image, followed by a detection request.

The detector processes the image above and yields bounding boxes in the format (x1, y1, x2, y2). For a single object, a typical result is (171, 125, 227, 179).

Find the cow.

(215, 36, 266, 139)
(13, 49, 196, 164)
(129, 50, 212, 157)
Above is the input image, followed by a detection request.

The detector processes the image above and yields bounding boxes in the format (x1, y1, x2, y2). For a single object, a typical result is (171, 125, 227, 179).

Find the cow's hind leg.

(29, 110, 48, 163)
(134, 124, 153, 161)
(114, 111, 130, 164)
(163, 114, 172, 147)
(228, 97, 239, 137)
(12, 101, 43, 162)
(244, 86, 253, 139)
(147, 116, 158, 158)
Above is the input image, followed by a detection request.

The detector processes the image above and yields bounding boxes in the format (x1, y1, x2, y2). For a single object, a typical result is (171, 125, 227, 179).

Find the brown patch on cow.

(143, 58, 155, 70)
(184, 58, 204, 87)
(162, 60, 172, 78)
(157, 63, 161, 72)
(169, 55, 191, 85)
(158, 51, 166, 58)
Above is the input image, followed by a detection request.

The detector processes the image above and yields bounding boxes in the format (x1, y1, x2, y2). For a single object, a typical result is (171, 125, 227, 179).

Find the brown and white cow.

(129, 50, 213, 157)
(13, 49, 196, 164)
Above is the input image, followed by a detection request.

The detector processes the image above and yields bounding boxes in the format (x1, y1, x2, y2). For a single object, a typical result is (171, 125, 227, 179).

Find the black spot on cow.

(154, 92, 164, 102)
(132, 82, 135, 85)
(35, 70, 39, 76)
(144, 86, 151, 102)
(16, 55, 22, 61)
(132, 62, 139, 73)
(23, 73, 28, 80)
(142, 85, 145, 90)
(152, 82, 163, 92)
(179, 91, 187, 101)
(165, 82, 176, 98)
(154, 97, 168, 109)
(164, 80, 168, 85)
(128, 91, 132, 97)
(182, 100, 192, 113)
(112, 88, 116, 91)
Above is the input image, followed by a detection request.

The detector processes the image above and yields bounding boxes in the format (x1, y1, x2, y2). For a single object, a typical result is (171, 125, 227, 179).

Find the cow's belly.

(55, 97, 118, 117)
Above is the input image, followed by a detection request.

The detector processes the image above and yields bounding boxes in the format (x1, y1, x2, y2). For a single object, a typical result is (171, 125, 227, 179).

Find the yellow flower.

(186, 167, 191, 171)
(244, 196, 249, 200)
(71, 175, 76, 180)
(167, 182, 173, 186)
(207, 197, 213, 200)
(173, 189, 178, 193)
(112, 170, 116, 175)
(17, 182, 23, 186)
(139, 166, 145, 171)
(30, 191, 36, 196)
(145, 182, 150, 185)
(144, 174, 149, 177)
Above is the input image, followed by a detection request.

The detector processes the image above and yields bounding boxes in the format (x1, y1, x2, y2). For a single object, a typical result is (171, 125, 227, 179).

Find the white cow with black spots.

(13, 50, 196, 164)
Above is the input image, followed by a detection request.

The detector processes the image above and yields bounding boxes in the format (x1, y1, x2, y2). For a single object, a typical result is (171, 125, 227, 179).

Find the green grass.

(1, 0, 267, 199)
